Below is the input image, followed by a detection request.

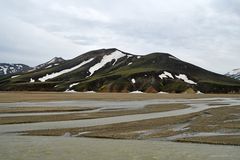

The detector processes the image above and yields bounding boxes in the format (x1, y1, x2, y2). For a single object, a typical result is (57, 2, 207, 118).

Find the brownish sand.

(0, 92, 239, 102)
(0, 106, 97, 114)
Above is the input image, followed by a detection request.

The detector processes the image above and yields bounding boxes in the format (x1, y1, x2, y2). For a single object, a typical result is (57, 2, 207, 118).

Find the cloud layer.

(0, 0, 239, 73)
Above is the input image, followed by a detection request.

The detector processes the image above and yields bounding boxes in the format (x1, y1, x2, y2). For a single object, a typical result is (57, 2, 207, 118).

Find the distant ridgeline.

(225, 68, 240, 80)
(0, 48, 240, 93)
(0, 63, 32, 76)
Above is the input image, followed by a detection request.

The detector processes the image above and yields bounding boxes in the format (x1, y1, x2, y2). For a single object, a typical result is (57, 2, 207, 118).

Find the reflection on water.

(0, 136, 239, 160)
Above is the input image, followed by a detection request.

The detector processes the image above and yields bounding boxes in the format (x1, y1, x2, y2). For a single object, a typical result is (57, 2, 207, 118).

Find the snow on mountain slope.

(0, 63, 32, 76)
(159, 71, 174, 79)
(130, 90, 144, 93)
(11, 75, 20, 78)
(88, 50, 126, 76)
(30, 78, 35, 83)
(39, 58, 94, 82)
(35, 57, 65, 70)
(131, 78, 136, 84)
(225, 68, 240, 80)
(175, 74, 197, 84)
(48, 57, 62, 64)
(69, 82, 79, 88)
(0, 66, 7, 75)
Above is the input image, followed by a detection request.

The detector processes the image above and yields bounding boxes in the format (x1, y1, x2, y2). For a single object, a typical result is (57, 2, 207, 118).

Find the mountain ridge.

(34, 57, 65, 70)
(225, 68, 240, 80)
(0, 63, 32, 76)
(0, 48, 239, 93)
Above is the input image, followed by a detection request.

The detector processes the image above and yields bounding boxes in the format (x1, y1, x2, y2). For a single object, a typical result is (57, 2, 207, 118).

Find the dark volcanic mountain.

(0, 63, 32, 77)
(225, 68, 240, 80)
(0, 48, 240, 93)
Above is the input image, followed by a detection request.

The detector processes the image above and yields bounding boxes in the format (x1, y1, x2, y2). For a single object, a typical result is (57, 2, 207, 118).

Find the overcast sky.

(0, 0, 239, 74)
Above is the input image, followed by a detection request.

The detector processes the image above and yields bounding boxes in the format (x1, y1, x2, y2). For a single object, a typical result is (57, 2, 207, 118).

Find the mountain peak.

(35, 57, 65, 70)
(0, 63, 32, 76)
(76, 48, 132, 61)
(47, 57, 65, 64)
(225, 68, 240, 80)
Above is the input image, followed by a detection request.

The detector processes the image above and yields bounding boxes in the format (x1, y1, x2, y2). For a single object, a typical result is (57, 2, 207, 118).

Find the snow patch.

(130, 90, 144, 93)
(164, 72, 174, 79)
(46, 57, 64, 65)
(159, 74, 168, 79)
(88, 51, 125, 76)
(28, 69, 35, 72)
(127, 55, 133, 58)
(45, 65, 52, 69)
(128, 62, 133, 65)
(175, 74, 197, 85)
(11, 75, 20, 78)
(48, 57, 58, 64)
(30, 78, 35, 83)
(158, 91, 169, 94)
(131, 78, 136, 84)
(39, 58, 94, 82)
(137, 56, 141, 59)
(84, 91, 96, 93)
(196, 91, 204, 94)
(16, 65, 23, 69)
(64, 89, 77, 93)
(0, 66, 8, 74)
(159, 71, 174, 79)
(69, 82, 79, 88)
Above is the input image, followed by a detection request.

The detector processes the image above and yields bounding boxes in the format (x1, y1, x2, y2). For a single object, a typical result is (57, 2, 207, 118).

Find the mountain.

(0, 57, 65, 77)
(0, 63, 32, 77)
(225, 68, 240, 80)
(0, 48, 240, 93)
(34, 57, 65, 70)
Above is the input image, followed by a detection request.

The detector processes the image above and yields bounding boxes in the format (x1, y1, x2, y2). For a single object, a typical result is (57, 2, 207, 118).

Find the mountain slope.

(225, 68, 240, 80)
(34, 57, 65, 70)
(0, 63, 32, 77)
(0, 48, 240, 93)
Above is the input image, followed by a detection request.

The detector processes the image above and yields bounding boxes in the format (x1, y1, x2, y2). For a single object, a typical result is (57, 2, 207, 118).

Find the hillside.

(0, 48, 239, 93)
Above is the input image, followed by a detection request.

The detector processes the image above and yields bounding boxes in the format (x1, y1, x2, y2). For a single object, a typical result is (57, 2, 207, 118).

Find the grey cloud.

(0, 0, 239, 73)
(211, 0, 240, 16)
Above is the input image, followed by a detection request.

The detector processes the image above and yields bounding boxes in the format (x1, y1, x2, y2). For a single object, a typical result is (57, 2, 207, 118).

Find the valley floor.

(0, 91, 240, 102)
(0, 92, 240, 159)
